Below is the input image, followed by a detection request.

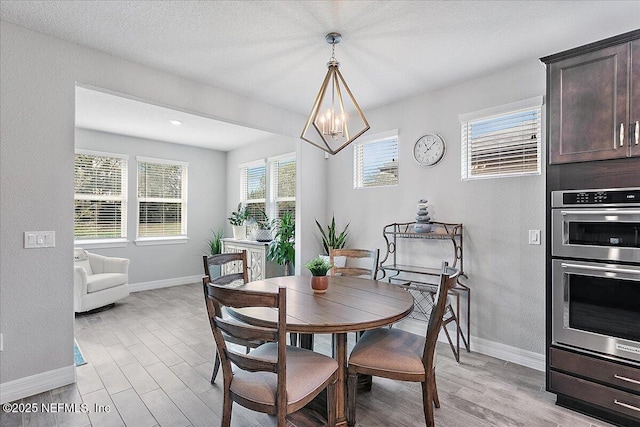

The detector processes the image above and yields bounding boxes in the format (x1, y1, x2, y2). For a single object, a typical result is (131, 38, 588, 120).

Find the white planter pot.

(232, 225, 246, 240)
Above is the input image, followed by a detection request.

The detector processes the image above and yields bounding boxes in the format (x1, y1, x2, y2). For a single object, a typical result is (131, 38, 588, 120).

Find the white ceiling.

(2, 1, 639, 150)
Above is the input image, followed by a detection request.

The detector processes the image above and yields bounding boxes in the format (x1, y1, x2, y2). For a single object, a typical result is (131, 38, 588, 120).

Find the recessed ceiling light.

(169, 119, 183, 126)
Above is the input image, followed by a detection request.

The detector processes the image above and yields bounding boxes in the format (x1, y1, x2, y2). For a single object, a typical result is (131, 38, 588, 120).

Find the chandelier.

(301, 32, 369, 155)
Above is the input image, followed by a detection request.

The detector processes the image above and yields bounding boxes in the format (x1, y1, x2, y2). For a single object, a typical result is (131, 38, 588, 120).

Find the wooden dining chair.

(203, 281, 339, 427)
(346, 262, 459, 427)
(329, 248, 379, 279)
(203, 251, 262, 384)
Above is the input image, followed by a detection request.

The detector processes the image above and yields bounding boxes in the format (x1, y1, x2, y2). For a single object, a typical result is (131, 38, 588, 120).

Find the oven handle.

(561, 210, 640, 215)
(560, 262, 640, 276)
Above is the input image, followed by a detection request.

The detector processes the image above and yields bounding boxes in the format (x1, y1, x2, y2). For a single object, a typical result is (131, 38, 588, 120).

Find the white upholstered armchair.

(74, 248, 130, 313)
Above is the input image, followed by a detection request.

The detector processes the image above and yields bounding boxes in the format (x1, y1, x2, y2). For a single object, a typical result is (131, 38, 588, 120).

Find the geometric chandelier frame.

(301, 32, 370, 155)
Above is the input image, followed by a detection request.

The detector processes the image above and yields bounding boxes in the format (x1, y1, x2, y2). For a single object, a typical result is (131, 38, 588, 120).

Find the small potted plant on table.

(304, 256, 333, 294)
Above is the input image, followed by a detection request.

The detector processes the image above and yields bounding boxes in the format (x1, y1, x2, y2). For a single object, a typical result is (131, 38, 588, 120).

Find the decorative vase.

(255, 229, 273, 242)
(232, 225, 246, 240)
(311, 275, 329, 294)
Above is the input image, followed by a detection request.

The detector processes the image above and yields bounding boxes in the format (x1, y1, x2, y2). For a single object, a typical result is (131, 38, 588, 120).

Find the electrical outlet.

(24, 231, 55, 248)
(528, 229, 541, 245)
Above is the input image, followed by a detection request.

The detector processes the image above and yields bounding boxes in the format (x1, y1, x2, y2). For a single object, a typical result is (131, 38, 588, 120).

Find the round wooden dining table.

(228, 274, 415, 427)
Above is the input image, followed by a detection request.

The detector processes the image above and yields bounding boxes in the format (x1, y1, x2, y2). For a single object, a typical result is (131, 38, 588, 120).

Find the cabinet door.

(246, 247, 265, 281)
(549, 43, 630, 164)
(631, 39, 640, 157)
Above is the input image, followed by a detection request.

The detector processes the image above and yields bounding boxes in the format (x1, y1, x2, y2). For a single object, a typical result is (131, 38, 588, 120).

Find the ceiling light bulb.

(169, 119, 182, 126)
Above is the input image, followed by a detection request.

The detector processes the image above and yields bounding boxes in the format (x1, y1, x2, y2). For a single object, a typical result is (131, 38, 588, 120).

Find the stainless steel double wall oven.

(551, 188, 640, 363)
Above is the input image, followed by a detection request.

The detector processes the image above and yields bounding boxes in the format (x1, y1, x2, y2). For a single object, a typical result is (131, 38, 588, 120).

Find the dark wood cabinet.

(631, 39, 640, 158)
(545, 30, 640, 164)
(549, 348, 640, 425)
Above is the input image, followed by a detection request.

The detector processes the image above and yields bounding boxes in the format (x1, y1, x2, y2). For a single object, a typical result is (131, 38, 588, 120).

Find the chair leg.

(421, 380, 435, 427)
(431, 371, 440, 408)
(222, 388, 233, 427)
(347, 373, 358, 426)
(211, 352, 220, 384)
(326, 378, 337, 427)
(290, 332, 298, 346)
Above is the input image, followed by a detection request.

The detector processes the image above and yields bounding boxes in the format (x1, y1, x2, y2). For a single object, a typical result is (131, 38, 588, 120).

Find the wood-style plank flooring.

(1, 283, 617, 427)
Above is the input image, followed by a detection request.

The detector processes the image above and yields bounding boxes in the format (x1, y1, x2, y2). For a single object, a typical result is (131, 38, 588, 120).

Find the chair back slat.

(423, 262, 459, 367)
(215, 317, 278, 343)
(226, 350, 278, 373)
(203, 252, 249, 285)
(330, 248, 380, 279)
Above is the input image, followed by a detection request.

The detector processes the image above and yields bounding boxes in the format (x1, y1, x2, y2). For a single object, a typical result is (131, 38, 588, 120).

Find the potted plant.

(315, 214, 349, 267)
(205, 228, 224, 278)
(254, 209, 273, 242)
(305, 256, 332, 293)
(267, 212, 295, 276)
(228, 203, 248, 240)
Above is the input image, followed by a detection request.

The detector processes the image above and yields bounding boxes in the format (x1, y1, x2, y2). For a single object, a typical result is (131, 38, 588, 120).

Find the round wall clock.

(413, 133, 446, 166)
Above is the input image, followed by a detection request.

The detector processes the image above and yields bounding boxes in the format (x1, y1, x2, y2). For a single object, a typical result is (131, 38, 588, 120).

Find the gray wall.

(75, 128, 227, 284)
(0, 21, 303, 391)
(326, 59, 546, 356)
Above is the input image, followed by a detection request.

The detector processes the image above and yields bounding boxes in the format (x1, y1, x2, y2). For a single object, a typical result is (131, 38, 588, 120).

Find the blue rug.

(74, 341, 87, 366)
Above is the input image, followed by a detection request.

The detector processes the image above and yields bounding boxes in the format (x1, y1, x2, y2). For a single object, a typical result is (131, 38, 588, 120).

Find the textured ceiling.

(2, 1, 639, 149)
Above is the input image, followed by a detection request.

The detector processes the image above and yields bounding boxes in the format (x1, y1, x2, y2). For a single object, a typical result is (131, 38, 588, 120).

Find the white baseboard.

(470, 336, 545, 372)
(129, 275, 202, 293)
(395, 317, 545, 372)
(0, 365, 76, 404)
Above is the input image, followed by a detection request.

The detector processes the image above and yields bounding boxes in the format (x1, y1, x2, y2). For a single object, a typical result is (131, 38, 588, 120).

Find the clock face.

(413, 134, 446, 166)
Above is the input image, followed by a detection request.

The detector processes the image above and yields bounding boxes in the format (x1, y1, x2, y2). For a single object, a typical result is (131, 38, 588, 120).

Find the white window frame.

(240, 159, 267, 224)
(239, 153, 297, 227)
(135, 156, 189, 246)
(268, 152, 296, 223)
(460, 96, 543, 181)
(74, 149, 129, 248)
(353, 129, 399, 189)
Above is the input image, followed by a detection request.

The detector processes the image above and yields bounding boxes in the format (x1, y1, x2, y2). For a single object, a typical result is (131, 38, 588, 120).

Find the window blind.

(461, 104, 542, 180)
(242, 163, 266, 222)
(354, 136, 399, 188)
(74, 152, 127, 240)
(272, 157, 296, 222)
(137, 159, 187, 237)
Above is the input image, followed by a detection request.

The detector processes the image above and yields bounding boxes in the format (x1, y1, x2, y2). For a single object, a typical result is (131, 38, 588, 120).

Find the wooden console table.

(379, 221, 470, 362)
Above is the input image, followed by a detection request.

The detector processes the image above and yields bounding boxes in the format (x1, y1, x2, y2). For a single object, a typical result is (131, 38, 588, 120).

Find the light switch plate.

(24, 231, 55, 248)
(528, 229, 541, 245)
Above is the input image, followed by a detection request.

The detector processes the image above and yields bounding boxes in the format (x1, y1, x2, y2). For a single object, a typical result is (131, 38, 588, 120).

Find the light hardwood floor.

(1, 283, 616, 427)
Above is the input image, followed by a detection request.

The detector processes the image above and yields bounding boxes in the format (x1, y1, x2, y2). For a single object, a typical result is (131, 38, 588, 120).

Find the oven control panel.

(552, 188, 640, 207)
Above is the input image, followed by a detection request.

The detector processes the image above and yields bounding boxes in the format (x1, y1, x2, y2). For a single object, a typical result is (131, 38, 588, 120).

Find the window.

(74, 150, 128, 242)
(240, 154, 296, 225)
(460, 96, 542, 180)
(354, 131, 399, 189)
(241, 160, 267, 223)
(270, 154, 296, 222)
(137, 157, 188, 239)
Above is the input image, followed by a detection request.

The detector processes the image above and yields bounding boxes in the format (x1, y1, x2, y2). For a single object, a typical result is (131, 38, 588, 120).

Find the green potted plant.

(305, 256, 332, 294)
(205, 228, 224, 278)
(267, 212, 295, 276)
(315, 214, 349, 267)
(228, 203, 249, 240)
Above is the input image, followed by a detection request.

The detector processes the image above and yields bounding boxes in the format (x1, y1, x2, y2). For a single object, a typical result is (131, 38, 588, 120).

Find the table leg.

(333, 332, 348, 427)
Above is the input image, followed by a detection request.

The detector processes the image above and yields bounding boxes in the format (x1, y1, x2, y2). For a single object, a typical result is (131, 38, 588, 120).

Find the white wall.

(75, 128, 227, 285)
(0, 21, 304, 400)
(326, 60, 547, 358)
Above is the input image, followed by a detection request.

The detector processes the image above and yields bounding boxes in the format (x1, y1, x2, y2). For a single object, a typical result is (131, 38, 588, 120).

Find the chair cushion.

(348, 328, 426, 377)
(74, 248, 93, 275)
(230, 343, 338, 407)
(86, 273, 128, 293)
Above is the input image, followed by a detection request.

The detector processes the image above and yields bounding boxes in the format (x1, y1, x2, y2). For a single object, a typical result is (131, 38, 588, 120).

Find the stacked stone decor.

(413, 199, 433, 233)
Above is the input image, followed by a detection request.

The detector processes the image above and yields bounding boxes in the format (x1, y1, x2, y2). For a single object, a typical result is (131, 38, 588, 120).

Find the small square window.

(460, 97, 542, 180)
(354, 134, 399, 189)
